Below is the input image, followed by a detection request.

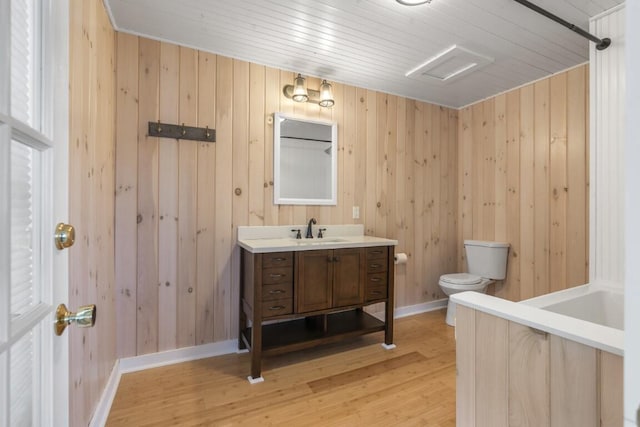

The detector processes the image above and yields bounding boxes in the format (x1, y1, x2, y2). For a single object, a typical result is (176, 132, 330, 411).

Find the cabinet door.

(333, 248, 365, 307)
(296, 250, 333, 313)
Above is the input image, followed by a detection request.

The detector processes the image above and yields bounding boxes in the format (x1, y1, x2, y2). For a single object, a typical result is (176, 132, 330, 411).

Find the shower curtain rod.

(513, 0, 611, 50)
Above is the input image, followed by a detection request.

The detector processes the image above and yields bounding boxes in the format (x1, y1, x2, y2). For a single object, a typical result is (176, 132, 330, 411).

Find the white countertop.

(451, 290, 624, 356)
(237, 224, 398, 253)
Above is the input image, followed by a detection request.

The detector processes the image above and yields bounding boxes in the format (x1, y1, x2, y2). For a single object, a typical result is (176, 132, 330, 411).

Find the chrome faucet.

(305, 218, 316, 238)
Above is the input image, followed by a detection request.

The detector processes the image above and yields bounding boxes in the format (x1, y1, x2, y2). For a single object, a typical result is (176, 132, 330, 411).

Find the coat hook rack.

(148, 121, 216, 143)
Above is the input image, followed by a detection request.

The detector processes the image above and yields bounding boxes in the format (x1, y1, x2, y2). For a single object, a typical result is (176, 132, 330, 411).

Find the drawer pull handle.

(371, 290, 382, 295)
(273, 257, 286, 261)
(370, 263, 382, 268)
(370, 277, 382, 282)
(371, 250, 383, 254)
(268, 289, 285, 294)
(269, 305, 286, 310)
(269, 273, 285, 278)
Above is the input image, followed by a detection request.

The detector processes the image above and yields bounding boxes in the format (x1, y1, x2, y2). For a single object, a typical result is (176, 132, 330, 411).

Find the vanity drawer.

(365, 285, 387, 302)
(262, 252, 293, 268)
(262, 283, 293, 301)
(366, 272, 388, 287)
(367, 259, 388, 274)
(262, 267, 293, 285)
(261, 298, 293, 317)
(366, 247, 388, 260)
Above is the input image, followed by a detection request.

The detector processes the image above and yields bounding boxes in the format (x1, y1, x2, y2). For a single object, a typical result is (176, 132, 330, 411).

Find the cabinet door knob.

(333, 256, 340, 262)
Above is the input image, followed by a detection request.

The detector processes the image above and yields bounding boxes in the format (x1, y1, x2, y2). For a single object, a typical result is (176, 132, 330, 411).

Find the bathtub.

(451, 283, 624, 355)
(522, 285, 624, 330)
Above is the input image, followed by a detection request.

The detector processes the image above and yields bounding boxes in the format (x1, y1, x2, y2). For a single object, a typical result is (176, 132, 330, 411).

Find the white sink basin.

(291, 238, 347, 244)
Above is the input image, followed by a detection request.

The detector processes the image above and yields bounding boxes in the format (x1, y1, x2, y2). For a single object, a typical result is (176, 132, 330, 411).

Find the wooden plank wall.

(69, 0, 117, 425)
(114, 35, 459, 357)
(457, 65, 589, 301)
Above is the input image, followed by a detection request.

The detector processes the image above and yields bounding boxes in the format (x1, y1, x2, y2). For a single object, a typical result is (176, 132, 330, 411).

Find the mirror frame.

(273, 112, 338, 205)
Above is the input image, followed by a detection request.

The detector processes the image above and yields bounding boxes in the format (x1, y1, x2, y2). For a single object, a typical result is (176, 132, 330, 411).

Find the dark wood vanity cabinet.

(239, 245, 394, 380)
(296, 248, 365, 312)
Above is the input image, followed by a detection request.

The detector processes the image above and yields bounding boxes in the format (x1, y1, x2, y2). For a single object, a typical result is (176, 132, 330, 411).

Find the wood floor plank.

(106, 310, 455, 426)
(306, 351, 427, 393)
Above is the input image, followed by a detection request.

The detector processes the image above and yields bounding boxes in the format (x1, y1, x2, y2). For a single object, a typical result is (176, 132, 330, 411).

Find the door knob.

(54, 223, 75, 250)
(54, 303, 96, 336)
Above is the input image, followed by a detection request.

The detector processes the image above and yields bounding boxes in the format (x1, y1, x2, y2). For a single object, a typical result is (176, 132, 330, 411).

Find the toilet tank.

(464, 240, 510, 280)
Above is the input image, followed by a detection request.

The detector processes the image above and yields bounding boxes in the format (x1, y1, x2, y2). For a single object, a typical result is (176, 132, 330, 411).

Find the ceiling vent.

(405, 45, 494, 84)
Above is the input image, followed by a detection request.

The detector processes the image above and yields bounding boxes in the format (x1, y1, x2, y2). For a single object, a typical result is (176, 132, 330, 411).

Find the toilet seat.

(439, 273, 482, 285)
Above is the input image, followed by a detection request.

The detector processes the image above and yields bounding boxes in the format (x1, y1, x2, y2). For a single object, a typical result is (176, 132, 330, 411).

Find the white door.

(0, 0, 70, 426)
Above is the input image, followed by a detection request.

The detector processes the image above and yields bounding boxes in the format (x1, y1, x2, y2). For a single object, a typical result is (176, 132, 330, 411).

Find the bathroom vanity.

(237, 225, 397, 381)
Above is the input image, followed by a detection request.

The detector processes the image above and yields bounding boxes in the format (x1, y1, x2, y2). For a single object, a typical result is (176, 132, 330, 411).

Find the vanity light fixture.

(396, 0, 432, 5)
(283, 74, 335, 108)
(292, 73, 308, 102)
(318, 80, 335, 107)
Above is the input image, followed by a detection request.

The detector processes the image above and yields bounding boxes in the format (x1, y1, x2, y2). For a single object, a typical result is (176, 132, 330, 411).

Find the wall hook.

(148, 121, 216, 143)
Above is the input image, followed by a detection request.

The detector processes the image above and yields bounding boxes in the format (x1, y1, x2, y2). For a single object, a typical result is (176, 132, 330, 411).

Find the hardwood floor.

(106, 310, 456, 426)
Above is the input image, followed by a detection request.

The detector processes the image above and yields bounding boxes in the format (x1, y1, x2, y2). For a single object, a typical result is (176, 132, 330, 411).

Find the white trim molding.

(89, 360, 121, 427)
(119, 339, 238, 374)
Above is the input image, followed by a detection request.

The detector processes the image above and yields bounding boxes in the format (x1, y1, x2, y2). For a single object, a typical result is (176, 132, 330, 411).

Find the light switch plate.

(352, 206, 360, 219)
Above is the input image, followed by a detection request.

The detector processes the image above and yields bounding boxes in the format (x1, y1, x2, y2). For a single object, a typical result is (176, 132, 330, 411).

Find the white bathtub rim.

(522, 282, 622, 308)
(451, 291, 624, 356)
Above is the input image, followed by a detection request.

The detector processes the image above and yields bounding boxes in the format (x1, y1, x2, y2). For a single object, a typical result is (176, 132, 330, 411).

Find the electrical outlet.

(352, 206, 360, 219)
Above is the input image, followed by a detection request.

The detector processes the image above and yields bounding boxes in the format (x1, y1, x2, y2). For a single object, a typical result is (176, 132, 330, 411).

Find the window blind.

(9, 331, 34, 427)
(10, 0, 35, 126)
(10, 140, 34, 317)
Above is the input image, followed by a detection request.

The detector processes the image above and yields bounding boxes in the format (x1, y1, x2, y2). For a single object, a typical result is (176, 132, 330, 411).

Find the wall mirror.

(274, 112, 337, 205)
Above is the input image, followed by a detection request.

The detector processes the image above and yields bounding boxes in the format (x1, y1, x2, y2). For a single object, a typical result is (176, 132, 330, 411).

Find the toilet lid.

(440, 273, 482, 285)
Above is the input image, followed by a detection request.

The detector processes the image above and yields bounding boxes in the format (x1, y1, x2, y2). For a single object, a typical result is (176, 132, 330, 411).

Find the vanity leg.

(239, 249, 247, 350)
(384, 301, 394, 346)
(384, 249, 395, 346)
(249, 322, 263, 383)
(247, 252, 264, 383)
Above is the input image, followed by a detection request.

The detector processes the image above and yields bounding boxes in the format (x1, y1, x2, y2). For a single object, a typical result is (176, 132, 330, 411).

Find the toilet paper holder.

(394, 253, 408, 265)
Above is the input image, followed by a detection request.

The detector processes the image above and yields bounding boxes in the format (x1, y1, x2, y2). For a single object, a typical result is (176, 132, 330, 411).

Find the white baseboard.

(89, 359, 122, 427)
(394, 299, 448, 319)
(119, 339, 238, 373)
(370, 298, 448, 321)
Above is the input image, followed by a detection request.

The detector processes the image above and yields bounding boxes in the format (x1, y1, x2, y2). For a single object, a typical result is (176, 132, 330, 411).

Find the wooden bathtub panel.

(599, 351, 623, 427)
(509, 322, 550, 426)
(455, 305, 476, 426)
(550, 335, 597, 426)
(475, 310, 509, 427)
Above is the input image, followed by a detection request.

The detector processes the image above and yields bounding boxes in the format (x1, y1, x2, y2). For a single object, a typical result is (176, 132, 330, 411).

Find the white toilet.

(439, 240, 510, 326)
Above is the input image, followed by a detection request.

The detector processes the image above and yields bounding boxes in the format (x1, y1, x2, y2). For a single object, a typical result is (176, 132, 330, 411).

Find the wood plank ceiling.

(105, 0, 623, 108)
